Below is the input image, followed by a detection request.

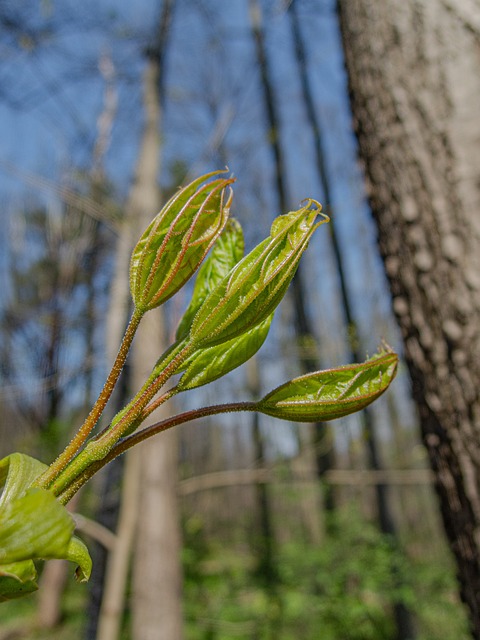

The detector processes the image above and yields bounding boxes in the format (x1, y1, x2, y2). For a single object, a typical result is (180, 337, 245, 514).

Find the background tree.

(0, 0, 474, 638)
(338, 0, 480, 636)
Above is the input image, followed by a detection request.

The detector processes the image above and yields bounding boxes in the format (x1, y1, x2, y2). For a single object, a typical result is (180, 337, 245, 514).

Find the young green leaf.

(0, 453, 92, 601)
(0, 560, 38, 602)
(176, 218, 244, 341)
(257, 351, 398, 422)
(130, 170, 235, 313)
(67, 536, 92, 583)
(177, 314, 273, 391)
(0, 452, 47, 507)
(0, 488, 74, 566)
(189, 199, 327, 348)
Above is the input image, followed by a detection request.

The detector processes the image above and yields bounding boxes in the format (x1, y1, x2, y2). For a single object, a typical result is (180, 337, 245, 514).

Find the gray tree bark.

(95, 3, 182, 635)
(131, 315, 183, 640)
(338, 1, 480, 636)
(128, 37, 183, 640)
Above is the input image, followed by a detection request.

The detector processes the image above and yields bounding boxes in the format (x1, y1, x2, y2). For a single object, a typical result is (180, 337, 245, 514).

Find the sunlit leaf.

(0, 453, 92, 601)
(176, 218, 244, 341)
(177, 314, 273, 390)
(190, 200, 327, 348)
(257, 351, 398, 422)
(0, 488, 74, 565)
(130, 170, 234, 313)
(0, 452, 47, 507)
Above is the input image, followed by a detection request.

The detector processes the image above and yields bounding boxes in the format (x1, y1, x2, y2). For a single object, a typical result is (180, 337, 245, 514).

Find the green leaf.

(0, 560, 38, 602)
(189, 200, 327, 348)
(176, 218, 244, 341)
(130, 170, 234, 313)
(0, 452, 47, 507)
(0, 488, 74, 565)
(0, 453, 92, 601)
(177, 314, 273, 391)
(257, 351, 398, 422)
(66, 536, 92, 583)
(0, 537, 92, 601)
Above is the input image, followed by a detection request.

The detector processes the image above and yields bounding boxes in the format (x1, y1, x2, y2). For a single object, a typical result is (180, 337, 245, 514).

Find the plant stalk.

(57, 401, 257, 504)
(34, 308, 144, 490)
(49, 344, 192, 497)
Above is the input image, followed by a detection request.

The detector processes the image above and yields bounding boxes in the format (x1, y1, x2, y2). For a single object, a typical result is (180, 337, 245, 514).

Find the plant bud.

(257, 351, 398, 422)
(176, 218, 244, 341)
(189, 199, 328, 347)
(130, 170, 234, 313)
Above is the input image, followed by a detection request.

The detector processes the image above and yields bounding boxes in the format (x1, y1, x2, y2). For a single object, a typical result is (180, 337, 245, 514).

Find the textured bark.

(291, 6, 415, 635)
(338, 1, 480, 635)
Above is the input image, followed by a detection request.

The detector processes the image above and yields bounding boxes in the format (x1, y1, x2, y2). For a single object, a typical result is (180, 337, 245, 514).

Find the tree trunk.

(87, 205, 129, 640)
(338, 1, 480, 635)
(247, 359, 277, 587)
(248, 0, 334, 510)
(85, 52, 126, 640)
(36, 559, 69, 628)
(93, 448, 137, 640)
(131, 313, 183, 640)
(290, 6, 416, 635)
(128, 15, 183, 636)
(93, 2, 181, 636)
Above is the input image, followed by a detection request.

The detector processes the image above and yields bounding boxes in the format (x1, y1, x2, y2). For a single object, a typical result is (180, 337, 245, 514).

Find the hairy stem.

(57, 401, 257, 504)
(34, 308, 144, 490)
(93, 339, 185, 441)
(49, 344, 193, 497)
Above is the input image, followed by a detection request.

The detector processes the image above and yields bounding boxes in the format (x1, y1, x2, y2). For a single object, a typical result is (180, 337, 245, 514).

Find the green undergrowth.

(0, 507, 469, 639)
(1, 575, 87, 638)
(183, 506, 470, 640)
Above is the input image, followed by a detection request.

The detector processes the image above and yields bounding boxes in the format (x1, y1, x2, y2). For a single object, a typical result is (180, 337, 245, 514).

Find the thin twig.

(34, 308, 143, 490)
(57, 401, 257, 504)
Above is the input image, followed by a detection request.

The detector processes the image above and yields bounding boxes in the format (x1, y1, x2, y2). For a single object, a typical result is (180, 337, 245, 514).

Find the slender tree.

(91, 2, 181, 637)
(248, 0, 334, 520)
(128, 2, 183, 639)
(246, 358, 279, 609)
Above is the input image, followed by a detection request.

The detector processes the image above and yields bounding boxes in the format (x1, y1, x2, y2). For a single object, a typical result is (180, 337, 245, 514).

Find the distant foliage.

(183, 506, 470, 640)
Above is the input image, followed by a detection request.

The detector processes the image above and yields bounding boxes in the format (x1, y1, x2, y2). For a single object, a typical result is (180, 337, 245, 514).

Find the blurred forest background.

(1, 0, 480, 639)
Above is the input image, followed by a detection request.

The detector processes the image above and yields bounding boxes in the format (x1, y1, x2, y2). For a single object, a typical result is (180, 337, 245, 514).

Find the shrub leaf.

(257, 350, 398, 422)
(176, 218, 244, 341)
(190, 200, 327, 347)
(130, 170, 234, 313)
(177, 314, 273, 391)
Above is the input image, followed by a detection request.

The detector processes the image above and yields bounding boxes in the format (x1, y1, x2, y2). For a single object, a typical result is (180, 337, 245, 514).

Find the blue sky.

(0, 0, 416, 450)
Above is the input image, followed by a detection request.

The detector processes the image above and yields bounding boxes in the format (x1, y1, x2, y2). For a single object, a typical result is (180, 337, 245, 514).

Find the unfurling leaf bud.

(257, 350, 398, 422)
(176, 218, 244, 341)
(130, 170, 235, 313)
(189, 199, 328, 348)
(177, 314, 273, 391)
